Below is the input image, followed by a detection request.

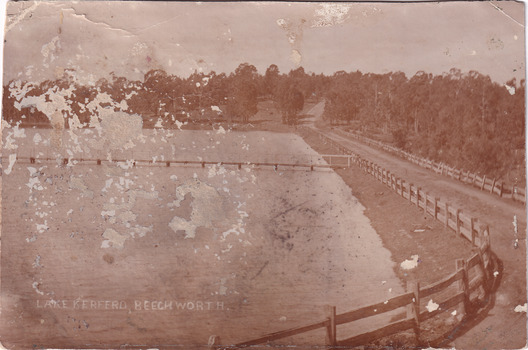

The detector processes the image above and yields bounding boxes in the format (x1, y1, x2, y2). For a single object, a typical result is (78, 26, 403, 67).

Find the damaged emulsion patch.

(400, 254, 420, 270)
(514, 303, 527, 313)
(169, 178, 226, 239)
(101, 228, 128, 249)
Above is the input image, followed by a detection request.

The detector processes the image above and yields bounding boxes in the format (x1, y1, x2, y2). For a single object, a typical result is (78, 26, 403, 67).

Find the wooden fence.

(222, 128, 494, 349)
(7, 154, 352, 172)
(313, 129, 491, 264)
(333, 128, 526, 204)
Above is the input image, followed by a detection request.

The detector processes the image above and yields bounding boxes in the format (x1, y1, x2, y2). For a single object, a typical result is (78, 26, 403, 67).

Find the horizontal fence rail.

(310, 128, 491, 255)
(1, 154, 356, 173)
(231, 253, 491, 348)
(333, 128, 526, 204)
(225, 127, 495, 349)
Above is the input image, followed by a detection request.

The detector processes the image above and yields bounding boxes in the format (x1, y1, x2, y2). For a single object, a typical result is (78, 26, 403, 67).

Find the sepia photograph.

(0, 1, 526, 349)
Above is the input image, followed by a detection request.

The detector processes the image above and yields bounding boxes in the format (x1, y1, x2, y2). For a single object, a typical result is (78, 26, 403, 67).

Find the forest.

(3, 63, 525, 180)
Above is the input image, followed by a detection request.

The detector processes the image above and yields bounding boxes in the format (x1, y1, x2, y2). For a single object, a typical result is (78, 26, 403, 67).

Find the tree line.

(3, 63, 313, 127)
(322, 68, 525, 179)
(3, 63, 524, 179)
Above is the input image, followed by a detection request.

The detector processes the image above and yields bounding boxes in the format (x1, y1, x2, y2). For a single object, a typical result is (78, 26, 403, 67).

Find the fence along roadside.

(332, 128, 526, 204)
(223, 128, 494, 349)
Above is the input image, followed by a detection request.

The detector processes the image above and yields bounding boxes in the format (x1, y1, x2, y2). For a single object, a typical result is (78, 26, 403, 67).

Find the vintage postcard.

(1, 1, 526, 349)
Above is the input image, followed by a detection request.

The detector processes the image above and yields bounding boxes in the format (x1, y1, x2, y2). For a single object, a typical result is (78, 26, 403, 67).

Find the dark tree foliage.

(321, 69, 525, 179)
(263, 64, 280, 97)
(277, 84, 304, 125)
(323, 71, 363, 125)
(226, 63, 259, 123)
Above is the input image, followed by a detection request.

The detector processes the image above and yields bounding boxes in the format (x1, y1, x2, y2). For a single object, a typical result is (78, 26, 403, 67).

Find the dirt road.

(312, 124, 527, 349)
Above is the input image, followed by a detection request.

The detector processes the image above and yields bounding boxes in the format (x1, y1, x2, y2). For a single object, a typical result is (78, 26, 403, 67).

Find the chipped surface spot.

(514, 303, 527, 313)
(400, 255, 419, 270)
(169, 178, 225, 239)
(101, 228, 128, 249)
(426, 299, 440, 312)
(5, 154, 17, 175)
(312, 3, 351, 27)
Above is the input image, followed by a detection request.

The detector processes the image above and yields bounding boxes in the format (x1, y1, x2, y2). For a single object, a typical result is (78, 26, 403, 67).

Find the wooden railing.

(221, 128, 495, 349)
(314, 129, 492, 260)
(4, 154, 354, 173)
(332, 128, 526, 204)
(228, 252, 491, 348)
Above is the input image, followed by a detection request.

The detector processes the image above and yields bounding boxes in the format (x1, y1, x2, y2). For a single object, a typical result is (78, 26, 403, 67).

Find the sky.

(2, 1, 526, 85)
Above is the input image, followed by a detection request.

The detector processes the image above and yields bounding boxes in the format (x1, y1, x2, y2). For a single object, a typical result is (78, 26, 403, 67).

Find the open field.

(1, 127, 405, 348)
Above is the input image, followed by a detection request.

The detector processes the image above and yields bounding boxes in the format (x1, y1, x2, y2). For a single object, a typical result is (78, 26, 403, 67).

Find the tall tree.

(263, 64, 280, 97)
(278, 84, 304, 125)
(226, 63, 259, 123)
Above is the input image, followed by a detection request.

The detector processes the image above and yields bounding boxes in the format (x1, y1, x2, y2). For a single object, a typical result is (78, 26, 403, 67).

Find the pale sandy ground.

(1, 127, 404, 348)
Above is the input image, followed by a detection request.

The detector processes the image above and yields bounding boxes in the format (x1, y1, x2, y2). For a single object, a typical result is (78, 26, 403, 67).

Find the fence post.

(490, 179, 496, 194)
(470, 218, 476, 245)
(477, 248, 489, 295)
(456, 259, 470, 316)
(456, 209, 461, 236)
(406, 281, 421, 341)
(444, 202, 449, 227)
(481, 175, 486, 190)
(481, 225, 491, 269)
(325, 305, 337, 346)
(484, 225, 491, 249)
(409, 184, 414, 204)
(416, 187, 422, 207)
(424, 193, 428, 215)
